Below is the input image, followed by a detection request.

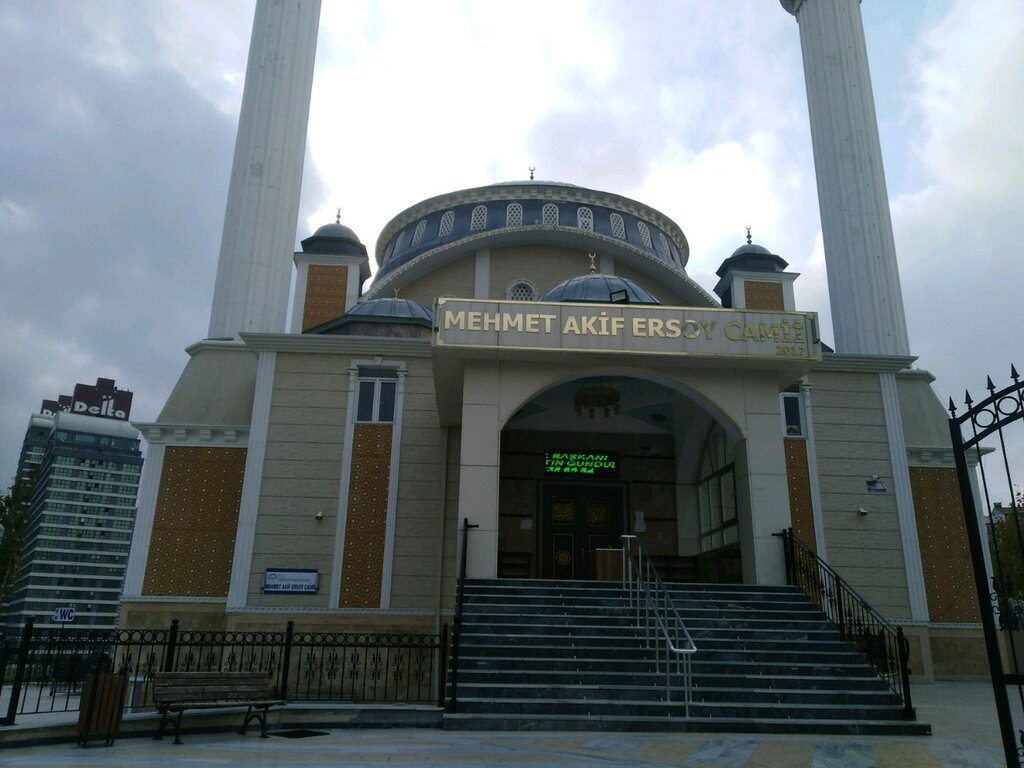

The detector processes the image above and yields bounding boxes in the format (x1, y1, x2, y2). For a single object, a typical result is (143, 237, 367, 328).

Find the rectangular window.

(355, 368, 399, 424)
(781, 390, 803, 437)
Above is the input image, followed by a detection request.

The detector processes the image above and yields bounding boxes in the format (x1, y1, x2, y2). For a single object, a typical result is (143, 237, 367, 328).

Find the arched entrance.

(496, 374, 744, 583)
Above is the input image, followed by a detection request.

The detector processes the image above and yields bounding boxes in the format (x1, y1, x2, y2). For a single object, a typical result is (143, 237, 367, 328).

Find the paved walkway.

(0, 682, 1015, 767)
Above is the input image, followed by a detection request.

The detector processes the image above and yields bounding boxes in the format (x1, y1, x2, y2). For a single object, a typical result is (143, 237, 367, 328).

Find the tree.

(0, 476, 33, 610)
(989, 488, 1024, 629)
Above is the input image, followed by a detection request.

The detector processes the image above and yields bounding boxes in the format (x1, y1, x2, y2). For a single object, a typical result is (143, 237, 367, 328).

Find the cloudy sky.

(0, 0, 1021, 489)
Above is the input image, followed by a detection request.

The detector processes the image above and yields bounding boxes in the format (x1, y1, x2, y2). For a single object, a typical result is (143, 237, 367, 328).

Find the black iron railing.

(776, 527, 914, 719)
(446, 517, 477, 712)
(1, 618, 447, 724)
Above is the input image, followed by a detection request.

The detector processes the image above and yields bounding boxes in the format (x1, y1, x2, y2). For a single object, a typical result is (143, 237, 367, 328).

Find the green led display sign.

(544, 451, 619, 478)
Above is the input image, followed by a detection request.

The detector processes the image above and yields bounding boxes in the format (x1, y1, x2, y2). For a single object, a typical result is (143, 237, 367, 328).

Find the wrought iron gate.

(949, 366, 1024, 767)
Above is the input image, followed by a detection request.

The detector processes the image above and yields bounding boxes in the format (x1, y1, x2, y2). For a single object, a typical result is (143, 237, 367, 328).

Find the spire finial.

(588, 252, 597, 274)
(529, 165, 536, 181)
(336, 207, 341, 225)
(746, 226, 752, 245)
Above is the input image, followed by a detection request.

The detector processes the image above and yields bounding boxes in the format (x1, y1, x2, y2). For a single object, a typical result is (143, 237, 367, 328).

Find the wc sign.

(52, 607, 76, 623)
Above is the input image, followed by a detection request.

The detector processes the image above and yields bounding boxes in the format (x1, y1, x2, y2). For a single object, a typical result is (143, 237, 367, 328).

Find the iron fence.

(777, 527, 914, 719)
(949, 366, 1024, 767)
(1, 618, 447, 725)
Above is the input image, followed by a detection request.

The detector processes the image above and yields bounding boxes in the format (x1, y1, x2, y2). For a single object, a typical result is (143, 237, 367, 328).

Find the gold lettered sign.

(435, 298, 819, 361)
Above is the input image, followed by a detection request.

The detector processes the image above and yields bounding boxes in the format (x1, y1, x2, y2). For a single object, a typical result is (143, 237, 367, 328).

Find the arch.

(438, 210, 455, 237)
(470, 205, 488, 232)
(505, 278, 538, 301)
(542, 203, 559, 226)
(506, 203, 523, 227)
(411, 219, 427, 246)
(498, 364, 743, 441)
(577, 206, 594, 231)
(610, 213, 626, 239)
(637, 221, 653, 249)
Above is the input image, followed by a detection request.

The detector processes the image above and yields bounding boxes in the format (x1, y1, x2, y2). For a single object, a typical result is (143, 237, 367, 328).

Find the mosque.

(119, 0, 984, 681)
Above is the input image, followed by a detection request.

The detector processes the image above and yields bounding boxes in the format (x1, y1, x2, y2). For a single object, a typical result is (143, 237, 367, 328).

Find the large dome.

(366, 181, 705, 298)
(540, 274, 659, 305)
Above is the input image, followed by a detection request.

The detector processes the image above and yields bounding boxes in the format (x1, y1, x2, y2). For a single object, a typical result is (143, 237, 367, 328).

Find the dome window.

(438, 210, 455, 237)
(577, 207, 594, 231)
(411, 219, 427, 246)
(637, 221, 653, 249)
(505, 279, 538, 301)
(394, 230, 407, 254)
(542, 203, 559, 226)
(506, 203, 523, 227)
(658, 232, 671, 258)
(470, 205, 488, 232)
(610, 213, 626, 239)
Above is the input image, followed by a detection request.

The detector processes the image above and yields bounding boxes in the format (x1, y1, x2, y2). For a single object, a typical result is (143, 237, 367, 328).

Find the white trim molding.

(226, 351, 277, 609)
(122, 443, 166, 598)
(799, 379, 828, 561)
(879, 372, 929, 622)
(379, 367, 407, 609)
(132, 423, 247, 447)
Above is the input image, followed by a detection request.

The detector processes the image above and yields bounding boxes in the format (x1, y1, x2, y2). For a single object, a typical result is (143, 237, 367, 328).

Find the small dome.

(312, 222, 361, 242)
(301, 220, 367, 257)
(540, 274, 660, 305)
(305, 298, 433, 337)
(716, 240, 788, 277)
(729, 242, 772, 258)
(344, 298, 432, 323)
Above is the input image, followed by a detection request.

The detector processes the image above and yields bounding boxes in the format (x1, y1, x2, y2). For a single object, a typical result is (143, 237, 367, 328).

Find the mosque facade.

(119, 0, 986, 681)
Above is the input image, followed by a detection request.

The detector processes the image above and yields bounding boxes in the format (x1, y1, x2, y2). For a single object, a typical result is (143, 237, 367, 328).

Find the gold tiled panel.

(744, 280, 785, 311)
(784, 438, 817, 552)
(340, 424, 393, 608)
(142, 446, 246, 597)
(302, 264, 348, 331)
(910, 466, 980, 622)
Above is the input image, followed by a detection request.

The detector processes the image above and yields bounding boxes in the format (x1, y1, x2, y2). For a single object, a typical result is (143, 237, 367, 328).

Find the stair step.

(443, 712, 931, 736)
(448, 578, 923, 733)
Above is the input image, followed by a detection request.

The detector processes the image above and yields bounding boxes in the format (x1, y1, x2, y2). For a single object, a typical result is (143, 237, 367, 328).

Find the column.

(208, 0, 322, 339)
(782, 0, 911, 357)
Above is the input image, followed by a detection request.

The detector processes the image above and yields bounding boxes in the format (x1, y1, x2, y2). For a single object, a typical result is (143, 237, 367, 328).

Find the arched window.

(506, 203, 523, 227)
(542, 203, 559, 226)
(411, 219, 427, 246)
(394, 230, 407, 254)
(505, 279, 538, 301)
(470, 205, 488, 232)
(637, 221, 653, 249)
(438, 210, 455, 237)
(658, 232, 671, 258)
(577, 207, 594, 231)
(610, 213, 626, 239)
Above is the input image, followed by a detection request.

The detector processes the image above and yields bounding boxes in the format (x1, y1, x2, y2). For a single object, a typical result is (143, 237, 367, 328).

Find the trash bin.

(76, 672, 128, 747)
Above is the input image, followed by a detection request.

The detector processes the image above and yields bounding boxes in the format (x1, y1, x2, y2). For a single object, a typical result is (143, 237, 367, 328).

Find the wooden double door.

(540, 484, 625, 580)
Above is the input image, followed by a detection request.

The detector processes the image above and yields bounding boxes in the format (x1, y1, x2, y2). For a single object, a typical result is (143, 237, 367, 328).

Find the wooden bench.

(152, 671, 284, 744)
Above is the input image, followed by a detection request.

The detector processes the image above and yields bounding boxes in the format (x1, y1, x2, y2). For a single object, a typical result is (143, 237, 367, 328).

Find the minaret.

(207, 0, 322, 340)
(781, 0, 911, 357)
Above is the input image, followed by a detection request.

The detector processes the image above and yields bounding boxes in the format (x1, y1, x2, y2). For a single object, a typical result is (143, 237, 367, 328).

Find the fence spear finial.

(987, 376, 996, 393)
(948, 397, 957, 417)
(1012, 364, 1020, 382)
(965, 389, 974, 407)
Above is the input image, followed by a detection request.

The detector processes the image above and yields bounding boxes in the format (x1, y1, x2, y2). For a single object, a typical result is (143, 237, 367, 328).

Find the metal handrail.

(447, 517, 477, 712)
(621, 535, 697, 714)
(776, 527, 914, 719)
